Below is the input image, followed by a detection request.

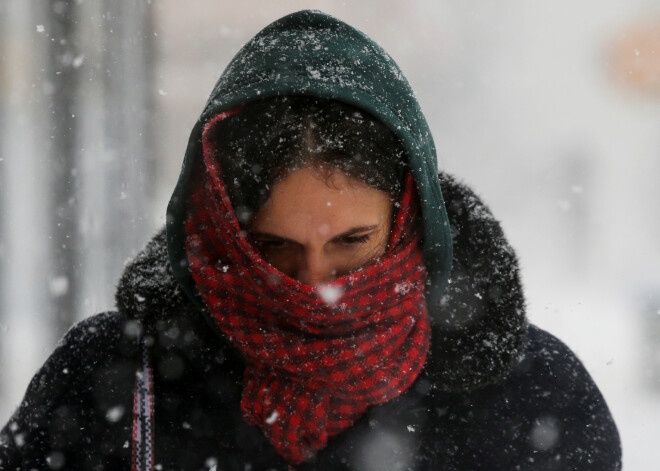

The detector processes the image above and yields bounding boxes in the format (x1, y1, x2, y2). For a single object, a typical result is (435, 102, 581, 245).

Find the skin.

(249, 166, 393, 286)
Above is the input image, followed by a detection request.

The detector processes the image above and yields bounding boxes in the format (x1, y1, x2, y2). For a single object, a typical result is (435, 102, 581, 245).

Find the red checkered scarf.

(184, 109, 431, 465)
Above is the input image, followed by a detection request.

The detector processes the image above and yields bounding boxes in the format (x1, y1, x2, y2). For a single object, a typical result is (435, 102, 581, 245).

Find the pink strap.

(132, 339, 155, 471)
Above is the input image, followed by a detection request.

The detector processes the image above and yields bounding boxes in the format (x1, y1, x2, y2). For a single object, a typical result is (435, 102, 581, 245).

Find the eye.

(251, 238, 290, 250)
(337, 234, 370, 245)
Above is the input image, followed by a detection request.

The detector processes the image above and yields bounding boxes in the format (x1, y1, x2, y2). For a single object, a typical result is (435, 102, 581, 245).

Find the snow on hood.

(165, 10, 453, 316)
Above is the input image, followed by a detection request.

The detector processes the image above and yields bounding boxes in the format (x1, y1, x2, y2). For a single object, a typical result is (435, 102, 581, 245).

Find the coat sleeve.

(522, 325, 622, 470)
(0, 312, 135, 470)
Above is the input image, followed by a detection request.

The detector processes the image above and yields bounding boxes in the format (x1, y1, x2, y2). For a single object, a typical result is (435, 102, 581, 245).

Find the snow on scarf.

(183, 109, 431, 465)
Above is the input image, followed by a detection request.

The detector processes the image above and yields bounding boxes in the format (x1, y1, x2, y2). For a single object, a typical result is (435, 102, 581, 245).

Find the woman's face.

(249, 166, 393, 286)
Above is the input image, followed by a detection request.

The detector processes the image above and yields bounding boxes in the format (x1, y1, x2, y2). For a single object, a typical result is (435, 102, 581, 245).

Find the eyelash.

(254, 234, 370, 250)
(337, 234, 370, 245)
(254, 239, 289, 250)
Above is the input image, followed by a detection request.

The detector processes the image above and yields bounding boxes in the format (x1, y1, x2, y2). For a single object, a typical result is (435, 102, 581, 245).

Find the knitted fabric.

(183, 110, 430, 464)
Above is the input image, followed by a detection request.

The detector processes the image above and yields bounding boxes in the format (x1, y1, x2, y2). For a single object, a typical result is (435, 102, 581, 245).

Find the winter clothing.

(167, 10, 453, 317)
(1, 9, 621, 471)
(187, 143, 430, 464)
(0, 178, 622, 470)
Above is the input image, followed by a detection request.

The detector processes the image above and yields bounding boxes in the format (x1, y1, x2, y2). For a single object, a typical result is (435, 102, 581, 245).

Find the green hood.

(167, 9, 453, 312)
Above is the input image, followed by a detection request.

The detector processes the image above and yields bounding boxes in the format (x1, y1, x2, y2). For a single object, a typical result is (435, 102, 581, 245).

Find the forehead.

(251, 167, 392, 238)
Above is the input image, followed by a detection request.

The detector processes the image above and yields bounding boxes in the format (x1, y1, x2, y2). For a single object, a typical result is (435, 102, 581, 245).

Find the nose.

(296, 250, 335, 286)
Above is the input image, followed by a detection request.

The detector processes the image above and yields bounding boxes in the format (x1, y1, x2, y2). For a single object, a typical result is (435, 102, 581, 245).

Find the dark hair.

(205, 95, 408, 224)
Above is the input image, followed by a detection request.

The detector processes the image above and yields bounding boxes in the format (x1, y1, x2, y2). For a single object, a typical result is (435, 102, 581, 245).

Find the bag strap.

(132, 338, 155, 471)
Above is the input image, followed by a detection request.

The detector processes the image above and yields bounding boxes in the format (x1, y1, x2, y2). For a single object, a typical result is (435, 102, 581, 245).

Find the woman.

(1, 10, 621, 471)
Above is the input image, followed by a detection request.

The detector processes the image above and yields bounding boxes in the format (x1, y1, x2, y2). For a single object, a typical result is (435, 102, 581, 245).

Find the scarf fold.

(184, 110, 431, 464)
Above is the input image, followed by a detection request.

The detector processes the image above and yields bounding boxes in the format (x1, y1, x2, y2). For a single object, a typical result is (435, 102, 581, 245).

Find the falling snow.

(266, 411, 279, 425)
(1, 5, 648, 469)
(105, 405, 125, 423)
(49, 276, 69, 297)
(318, 284, 343, 304)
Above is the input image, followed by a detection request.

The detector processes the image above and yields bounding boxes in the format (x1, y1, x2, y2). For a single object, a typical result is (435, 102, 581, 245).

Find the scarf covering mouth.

(184, 108, 431, 464)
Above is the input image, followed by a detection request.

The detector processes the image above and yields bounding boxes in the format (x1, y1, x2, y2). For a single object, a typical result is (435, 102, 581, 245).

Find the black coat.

(1, 174, 621, 471)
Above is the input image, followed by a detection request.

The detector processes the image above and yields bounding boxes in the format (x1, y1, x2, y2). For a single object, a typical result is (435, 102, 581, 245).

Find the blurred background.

(1, 1, 659, 468)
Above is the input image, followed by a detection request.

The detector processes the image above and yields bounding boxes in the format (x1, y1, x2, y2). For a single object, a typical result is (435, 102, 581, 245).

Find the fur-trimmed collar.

(115, 173, 527, 393)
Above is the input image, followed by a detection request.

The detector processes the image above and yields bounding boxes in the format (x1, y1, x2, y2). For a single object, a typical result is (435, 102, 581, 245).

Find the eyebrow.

(250, 225, 379, 244)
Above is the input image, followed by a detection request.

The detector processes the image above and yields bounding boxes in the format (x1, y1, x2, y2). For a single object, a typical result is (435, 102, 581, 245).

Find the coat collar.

(115, 172, 527, 393)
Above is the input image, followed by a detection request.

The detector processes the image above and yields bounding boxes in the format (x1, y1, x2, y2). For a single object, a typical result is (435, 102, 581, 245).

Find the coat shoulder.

(521, 324, 609, 392)
(414, 324, 622, 470)
(513, 324, 623, 469)
(0, 312, 137, 470)
(39, 311, 139, 375)
(9, 312, 132, 405)
(58, 311, 128, 350)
